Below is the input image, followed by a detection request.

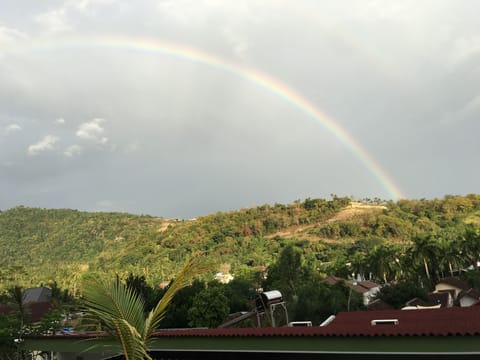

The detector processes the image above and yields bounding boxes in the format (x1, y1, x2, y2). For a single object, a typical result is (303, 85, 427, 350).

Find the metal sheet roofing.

(150, 306, 480, 338)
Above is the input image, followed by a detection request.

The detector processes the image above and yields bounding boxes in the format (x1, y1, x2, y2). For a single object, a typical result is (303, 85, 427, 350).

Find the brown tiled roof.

(322, 276, 380, 294)
(323, 275, 342, 286)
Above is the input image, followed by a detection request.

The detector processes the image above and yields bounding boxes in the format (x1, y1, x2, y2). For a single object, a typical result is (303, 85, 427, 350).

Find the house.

(404, 291, 453, 309)
(434, 277, 469, 299)
(0, 301, 52, 322)
(214, 272, 234, 284)
(324, 275, 381, 306)
(458, 288, 480, 307)
(0, 287, 53, 322)
(355, 280, 381, 305)
(434, 277, 480, 307)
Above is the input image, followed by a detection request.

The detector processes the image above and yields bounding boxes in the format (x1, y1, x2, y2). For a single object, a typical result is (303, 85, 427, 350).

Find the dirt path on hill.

(265, 202, 386, 241)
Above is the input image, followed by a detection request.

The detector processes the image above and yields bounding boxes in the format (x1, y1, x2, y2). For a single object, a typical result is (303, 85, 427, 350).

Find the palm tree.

(82, 256, 209, 360)
(463, 224, 480, 270)
(437, 229, 464, 277)
(366, 243, 400, 283)
(408, 232, 441, 282)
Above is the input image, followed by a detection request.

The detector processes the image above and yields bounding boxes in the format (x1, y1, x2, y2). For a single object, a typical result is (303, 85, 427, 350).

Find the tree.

(187, 284, 230, 328)
(366, 243, 400, 283)
(407, 232, 442, 283)
(224, 278, 257, 313)
(82, 256, 209, 360)
(437, 230, 463, 278)
(374, 281, 429, 309)
(463, 224, 480, 270)
(263, 245, 303, 302)
(159, 280, 205, 328)
(294, 278, 362, 324)
(0, 312, 19, 358)
(0, 287, 28, 360)
(124, 273, 159, 311)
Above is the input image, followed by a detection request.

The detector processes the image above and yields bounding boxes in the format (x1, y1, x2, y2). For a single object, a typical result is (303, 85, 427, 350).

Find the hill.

(1, 194, 480, 294)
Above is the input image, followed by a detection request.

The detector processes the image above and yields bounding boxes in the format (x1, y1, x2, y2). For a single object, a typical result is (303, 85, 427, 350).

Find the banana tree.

(82, 256, 209, 359)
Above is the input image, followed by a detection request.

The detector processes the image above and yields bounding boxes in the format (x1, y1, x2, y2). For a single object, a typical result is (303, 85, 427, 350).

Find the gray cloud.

(0, 0, 479, 217)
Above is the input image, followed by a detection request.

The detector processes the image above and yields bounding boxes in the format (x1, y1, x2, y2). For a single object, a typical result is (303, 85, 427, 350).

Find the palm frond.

(144, 255, 211, 337)
(82, 254, 210, 359)
(82, 277, 148, 359)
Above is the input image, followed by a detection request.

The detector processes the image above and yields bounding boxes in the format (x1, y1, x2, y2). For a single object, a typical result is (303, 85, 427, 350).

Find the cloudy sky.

(1, 1, 479, 218)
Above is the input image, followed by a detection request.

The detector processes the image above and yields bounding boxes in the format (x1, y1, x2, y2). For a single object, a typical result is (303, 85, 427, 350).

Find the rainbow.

(17, 35, 405, 200)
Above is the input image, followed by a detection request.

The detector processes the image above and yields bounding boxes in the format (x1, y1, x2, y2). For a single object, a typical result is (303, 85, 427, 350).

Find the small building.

(214, 272, 234, 284)
(0, 301, 52, 323)
(324, 275, 381, 306)
(434, 277, 480, 307)
(404, 291, 453, 309)
(458, 288, 480, 307)
(434, 277, 470, 300)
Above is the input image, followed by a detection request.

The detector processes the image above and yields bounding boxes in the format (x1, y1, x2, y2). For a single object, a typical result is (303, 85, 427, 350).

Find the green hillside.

(1, 194, 480, 294)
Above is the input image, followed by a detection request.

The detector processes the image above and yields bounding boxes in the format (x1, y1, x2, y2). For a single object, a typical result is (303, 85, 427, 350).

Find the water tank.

(256, 290, 283, 311)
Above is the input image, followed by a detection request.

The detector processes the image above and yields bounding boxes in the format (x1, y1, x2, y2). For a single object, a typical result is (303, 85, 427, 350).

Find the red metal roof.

(150, 306, 480, 338)
(322, 306, 480, 336)
(29, 306, 480, 340)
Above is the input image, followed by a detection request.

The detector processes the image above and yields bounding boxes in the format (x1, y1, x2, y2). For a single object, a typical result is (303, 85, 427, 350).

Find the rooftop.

(150, 306, 480, 338)
(23, 306, 480, 356)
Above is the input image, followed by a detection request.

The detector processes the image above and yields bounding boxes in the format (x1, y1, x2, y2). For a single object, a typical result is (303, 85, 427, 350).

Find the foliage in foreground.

(81, 256, 209, 360)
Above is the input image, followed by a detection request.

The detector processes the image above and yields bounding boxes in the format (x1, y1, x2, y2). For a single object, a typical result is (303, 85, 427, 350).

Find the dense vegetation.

(1, 194, 480, 296)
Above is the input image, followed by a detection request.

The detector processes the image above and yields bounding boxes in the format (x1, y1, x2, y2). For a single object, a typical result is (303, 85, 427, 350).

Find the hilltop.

(1, 194, 480, 293)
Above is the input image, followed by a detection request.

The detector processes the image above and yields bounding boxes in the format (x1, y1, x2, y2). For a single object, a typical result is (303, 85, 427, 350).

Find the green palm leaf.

(82, 255, 209, 359)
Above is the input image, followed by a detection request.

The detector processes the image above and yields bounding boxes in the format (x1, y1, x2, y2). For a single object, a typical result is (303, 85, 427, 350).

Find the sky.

(1, 0, 479, 218)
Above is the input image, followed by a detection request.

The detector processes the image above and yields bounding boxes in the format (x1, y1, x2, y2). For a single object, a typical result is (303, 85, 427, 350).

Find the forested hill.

(1, 194, 480, 294)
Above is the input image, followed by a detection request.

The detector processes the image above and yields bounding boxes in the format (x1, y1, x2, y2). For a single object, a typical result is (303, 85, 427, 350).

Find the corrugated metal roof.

(322, 306, 480, 336)
(150, 306, 480, 338)
(30, 306, 480, 340)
